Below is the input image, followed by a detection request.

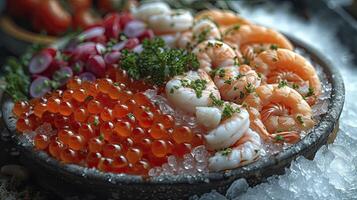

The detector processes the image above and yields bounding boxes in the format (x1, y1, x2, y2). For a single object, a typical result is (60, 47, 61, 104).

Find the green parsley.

(120, 38, 199, 85)
(244, 83, 255, 93)
(127, 113, 135, 120)
(224, 78, 233, 85)
(275, 135, 285, 142)
(306, 87, 315, 97)
(181, 79, 207, 98)
(240, 91, 245, 99)
(224, 25, 240, 35)
(98, 134, 104, 141)
(292, 83, 300, 89)
(270, 44, 278, 50)
(209, 93, 224, 107)
(93, 117, 100, 126)
(221, 104, 240, 119)
(296, 115, 304, 124)
(278, 80, 288, 88)
(221, 147, 232, 156)
(195, 28, 211, 44)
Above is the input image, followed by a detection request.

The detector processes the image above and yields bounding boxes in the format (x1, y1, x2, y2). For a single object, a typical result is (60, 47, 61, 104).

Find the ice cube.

(199, 190, 227, 200)
(226, 178, 249, 199)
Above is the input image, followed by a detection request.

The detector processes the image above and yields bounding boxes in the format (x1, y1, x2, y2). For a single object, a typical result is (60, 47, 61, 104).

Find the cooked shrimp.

(192, 40, 237, 73)
(239, 43, 275, 64)
(244, 84, 314, 143)
(195, 9, 251, 27)
(175, 19, 221, 49)
(165, 69, 220, 114)
(208, 128, 261, 171)
(223, 24, 293, 56)
(197, 102, 250, 150)
(148, 9, 193, 34)
(250, 49, 321, 105)
(132, 2, 171, 22)
(213, 65, 261, 103)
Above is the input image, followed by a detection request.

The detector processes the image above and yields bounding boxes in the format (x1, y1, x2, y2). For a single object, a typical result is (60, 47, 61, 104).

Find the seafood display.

(8, 2, 323, 177)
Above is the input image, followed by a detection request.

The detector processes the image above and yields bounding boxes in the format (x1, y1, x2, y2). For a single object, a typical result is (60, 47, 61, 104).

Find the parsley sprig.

(120, 38, 199, 85)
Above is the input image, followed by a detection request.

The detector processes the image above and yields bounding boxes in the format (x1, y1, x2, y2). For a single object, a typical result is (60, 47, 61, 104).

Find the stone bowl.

(1, 35, 345, 200)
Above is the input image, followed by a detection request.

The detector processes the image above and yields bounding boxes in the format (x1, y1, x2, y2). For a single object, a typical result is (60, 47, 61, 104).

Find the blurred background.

(0, 0, 356, 199)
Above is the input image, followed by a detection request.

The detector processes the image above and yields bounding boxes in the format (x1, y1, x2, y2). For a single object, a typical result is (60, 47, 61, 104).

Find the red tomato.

(38, 0, 72, 35)
(68, 0, 92, 12)
(73, 10, 101, 30)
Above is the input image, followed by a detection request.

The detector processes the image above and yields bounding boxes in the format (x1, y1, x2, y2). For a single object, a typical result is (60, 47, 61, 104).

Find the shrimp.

(165, 69, 220, 114)
(239, 43, 275, 64)
(250, 49, 321, 105)
(212, 65, 261, 103)
(192, 40, 237, 73)
(208, 128, 261, 171)
(132, 2, 171, 22)
(244, 84, 314, 143)
(197, 102, 250, 150)
(175, 19, 221, 49)
(195, 9, 251, 27)
(148, 9, 194, 34)
(223, 24, 294, 56)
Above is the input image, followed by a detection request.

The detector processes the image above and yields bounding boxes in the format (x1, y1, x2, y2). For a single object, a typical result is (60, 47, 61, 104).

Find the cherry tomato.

(68, 0, 92, 12)
(73, 9, 101, 30)
(38, 0, 72, 35)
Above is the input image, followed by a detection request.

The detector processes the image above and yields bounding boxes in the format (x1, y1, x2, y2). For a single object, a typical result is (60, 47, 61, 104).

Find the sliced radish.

(78, 26, 105, 41)
(138, 29, 154, 42)
(95, 43, 106, 55)
(41, 60, 67, 78)
(104, 51, 121, 64)
(124, 38, 140, 49)
(73, 42, 97, 60)
(79, 72, 96, 82)
(41, 48, 57, 57)
(86, 55, 106, 78)
(124, 20, 146, 38)
(30, 76, 52, 98)
(29, 52, 53, 74)
(52, 67, 73, 87)
(103, 13, 121, 39)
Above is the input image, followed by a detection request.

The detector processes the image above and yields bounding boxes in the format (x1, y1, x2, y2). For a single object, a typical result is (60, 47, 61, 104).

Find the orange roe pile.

(13, 76, 204, 175)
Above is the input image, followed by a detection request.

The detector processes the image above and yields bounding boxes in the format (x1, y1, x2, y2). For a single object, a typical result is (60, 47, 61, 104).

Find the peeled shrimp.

(244, 84, 314, 143)
(165, 69, 220, 114)
(197, 102, 250, 150)
(195, 9, 251, 27)
(132, 2, 171, 22)
(223, 24, 293, 56)
(209, 128, 261, 171)
(250, 48, 321, 105)
(148, 9, 193, 34)
(239, 43, 274, 64)
(176, 19, 221, 49)
(213, 65, 261, 103)
(192, 40, 237, 73)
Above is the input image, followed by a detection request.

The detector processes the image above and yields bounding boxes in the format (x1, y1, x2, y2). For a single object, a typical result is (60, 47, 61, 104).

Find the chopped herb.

(195, 28, 211, 44)
(306, 87, 315, 97)
(244, 83, 255, 93)
(120, 38, 199, 85)
(224, 78, 233, 85)
(292, 83, 299, 89)
(170, 88, 175, 94)
(236, 74, 245, 80)
(218, 68, 225, 78)
(209, 93, 224, 106)
(98, 134, 104, 141)
(221, 147, 232, 156)
(296, 115, 304, 124)
(275, 135, 285, 141)
(113, 82, 120, 86)
(278, 80, 288, 88)
(257, 73, 262, 79)
(93, 117, 100, 126)
(240, 91, 245, 99)
(270, 44, 278, 50)
(233, 56, 240, 66)
(233, 86, 238, 91)
(221, 104, 240, 119)
(127, 113, 135, 120)
(224, 25, 240, 35)
(181, 79, 207, 98)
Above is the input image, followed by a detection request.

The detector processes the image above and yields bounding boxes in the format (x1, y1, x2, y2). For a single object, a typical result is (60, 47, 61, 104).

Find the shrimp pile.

(133, 3, 322, 172)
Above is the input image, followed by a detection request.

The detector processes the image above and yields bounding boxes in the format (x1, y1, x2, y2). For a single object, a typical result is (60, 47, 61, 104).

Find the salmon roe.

(14, 78, 205, 176)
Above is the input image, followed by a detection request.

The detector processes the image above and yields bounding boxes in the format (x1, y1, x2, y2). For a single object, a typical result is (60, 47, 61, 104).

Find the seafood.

(244, 84, 314, 143)
(192, 40, 237, 73)
(176, 19, 222, 49)
(208, 128, 261, 171)
(197, 102, 250, 150)
(239, 43, 274, 64)
(223, 24, 293, 56)
(132, 2, 171, 22)
(195, 9, 251, 27)
(165, 69, 220, 114)
(148, 9, 194, 34)
(212, 65, 261, 103)
(250, 48, 321, 105)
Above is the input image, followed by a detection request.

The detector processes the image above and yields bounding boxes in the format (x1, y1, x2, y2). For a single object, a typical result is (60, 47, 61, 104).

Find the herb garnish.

(275, 135, 285, 142)
(278, 80, 288, 88)
(305, 87, 315, 97)
(244, 83, 255, 93)
(181, 79, 207, 98)
(270, 44, 278, 50)
(221, 147, 232, 156)
(209, 93, 224, 106)
(221, 103, 240, 119)
(296, 115, 304, 124)
(224, 25, 240, 35)
(120, 38, 199, 85)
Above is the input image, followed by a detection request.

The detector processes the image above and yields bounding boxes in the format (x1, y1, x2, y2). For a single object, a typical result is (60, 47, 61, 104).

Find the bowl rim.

(1, 34, 345, 185)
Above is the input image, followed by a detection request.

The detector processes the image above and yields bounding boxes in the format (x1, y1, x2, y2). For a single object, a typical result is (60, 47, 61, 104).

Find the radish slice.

(29, 52, 53, 74)
(112, 40, 127, 51)
(95, 43, 106, 55)
(79, 72, 96, 82)
(30, 76, 52, 98)
(78, 27, 105, 41)
(124, 20, 146, 38)
(86, 55, 106, 78)
(52, 67, 73, 87)
(104, 51, 121, 64)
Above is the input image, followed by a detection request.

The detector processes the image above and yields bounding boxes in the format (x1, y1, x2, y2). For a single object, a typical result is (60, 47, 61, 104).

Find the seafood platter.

(1, 2, 344, 199)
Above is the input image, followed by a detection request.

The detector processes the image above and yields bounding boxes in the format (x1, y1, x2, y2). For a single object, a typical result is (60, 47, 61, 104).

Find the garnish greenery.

(209, 93, 224, 107)
(180, 79, 207, 98)
(296, 115, 304, 124)
(120, 38, 199, 85)
(275, 135, 285, 142)
(221, 103, 241, 119)
(244, 83, 255, 93)
(270, 44, 278, 50)
(221, 147, 232, 156)
(194, 27, 211, 44)
(224, 25, 240, 35)
(3, 44, 43, 101)
(278, 80, 288, 88)
(306, 87, 315, 97)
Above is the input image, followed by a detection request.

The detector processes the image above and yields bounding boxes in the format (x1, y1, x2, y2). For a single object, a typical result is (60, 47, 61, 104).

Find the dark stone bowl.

(1, 35, 345, 200)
